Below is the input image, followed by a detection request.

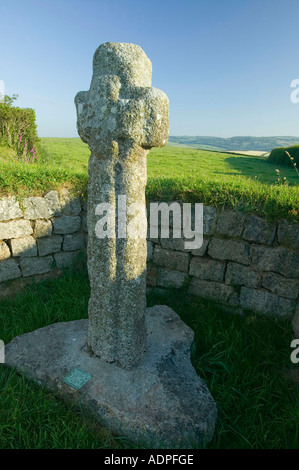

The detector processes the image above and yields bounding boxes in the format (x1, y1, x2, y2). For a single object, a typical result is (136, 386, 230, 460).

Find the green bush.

(0, 95, 38, 159)
(268, 145, 299, 168)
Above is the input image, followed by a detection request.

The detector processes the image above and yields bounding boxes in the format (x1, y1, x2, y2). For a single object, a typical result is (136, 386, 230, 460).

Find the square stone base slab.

(5, 305, 217, 448)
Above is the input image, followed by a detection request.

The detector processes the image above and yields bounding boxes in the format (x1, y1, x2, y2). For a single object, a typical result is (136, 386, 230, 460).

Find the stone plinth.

(5, 305, 217, 449)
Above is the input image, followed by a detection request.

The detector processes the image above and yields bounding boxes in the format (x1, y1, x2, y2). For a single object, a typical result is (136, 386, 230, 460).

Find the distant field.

(169, 135, 299, 152)
(0, 137, 298, 222)
(225, 151, 270, 157)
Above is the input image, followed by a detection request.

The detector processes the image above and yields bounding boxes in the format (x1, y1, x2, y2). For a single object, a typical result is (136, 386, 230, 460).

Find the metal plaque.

(62, 368, 92, 390)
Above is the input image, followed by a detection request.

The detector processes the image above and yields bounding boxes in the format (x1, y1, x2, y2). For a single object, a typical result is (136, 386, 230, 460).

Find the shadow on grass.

(224, 156, 299, 186)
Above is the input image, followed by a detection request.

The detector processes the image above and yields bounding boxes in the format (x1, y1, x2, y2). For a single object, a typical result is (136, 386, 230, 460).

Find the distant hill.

(168, 136, 299, 152)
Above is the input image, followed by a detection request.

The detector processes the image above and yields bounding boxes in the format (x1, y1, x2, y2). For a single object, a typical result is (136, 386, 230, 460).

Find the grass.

(0, 268, 298, 449)
(0, 138, 298, 222)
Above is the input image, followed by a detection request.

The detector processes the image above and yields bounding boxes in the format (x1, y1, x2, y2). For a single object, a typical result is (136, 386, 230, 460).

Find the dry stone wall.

(0, 190, 87, 290)
(0, 193, 298, 321)
(147, 205, 299, 321)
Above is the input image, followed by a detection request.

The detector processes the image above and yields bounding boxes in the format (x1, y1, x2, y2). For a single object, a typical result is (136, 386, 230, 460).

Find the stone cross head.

(75, 42, 169, 156)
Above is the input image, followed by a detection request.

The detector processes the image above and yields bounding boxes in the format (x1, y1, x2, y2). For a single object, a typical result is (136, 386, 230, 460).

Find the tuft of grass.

(0, 269, 298, 449)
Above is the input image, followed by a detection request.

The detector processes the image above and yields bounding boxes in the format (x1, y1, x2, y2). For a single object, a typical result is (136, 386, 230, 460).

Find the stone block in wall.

(203, 206, 218, 235)
(82, 201, 87, 212)
(147, 241, 153, 261)
(0, 241, 11, 260)
(243, 215, 276, 245)
(292, 305, 299, 337)
(22, 197, 52, 220)
(148, 203, 217, 237)
(63, 233, 85, 252)
(191, 238, 209, 257)
(52, 216, 81, 235)
(160, 235, 189, 252)
(33, 219, 52, 238)
(261, 272, 299, 300)
(277, 219, 299, 251)
(189, 257, 226, 282)
(0, 258, 21, 282)
(44, 191, 62, 216)
(153, 247, 190, 273)
(0, 220, 33, 239)
(10, 236, 37, 257)
(208, 237, 250, 265)
(19, 256, 53, 277)
(251, 245, 299, 279)
(157, 268, 187, 289)
(225, 262, 261, 288)
(216, 210, 246, 237)
(240, 286, 296, 318)
(82, 213, 88, 233)
(188, 278, 239, 306)
(0, 196, 23, 221)
(146, 263, 158, 287)
(54, 251, 82, 269)
(59, 189, 81, 215)
(37, 236, 63, 256)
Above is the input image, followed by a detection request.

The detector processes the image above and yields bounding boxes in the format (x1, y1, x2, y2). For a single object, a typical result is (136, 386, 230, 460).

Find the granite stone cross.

(75, 42, 169, 369)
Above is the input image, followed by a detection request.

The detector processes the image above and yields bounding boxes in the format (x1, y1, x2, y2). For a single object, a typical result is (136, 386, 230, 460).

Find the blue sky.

(1, 0, 299, 137)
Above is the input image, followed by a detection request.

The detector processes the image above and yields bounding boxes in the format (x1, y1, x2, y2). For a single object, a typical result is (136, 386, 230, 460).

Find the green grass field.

(0, 268, 298, 449)
(0, 138, 298, 222)
(39, 137, 299, 184)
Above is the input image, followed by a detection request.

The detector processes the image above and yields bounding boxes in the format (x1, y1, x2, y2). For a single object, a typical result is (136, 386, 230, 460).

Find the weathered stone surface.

(19, 256, 53, 277)
(52, 216, 81, 235)
(0, 196, 23, 221)
(33, 219, 52, 238)
(5, 306, 217, 448)
(251, 245, 299, 278)
(188, 278, 239, 306)
(54, 251, 82, 269)
(10, 236, 37, 257)
(292, 305, 299, 337)
(63, 233, 85, 252)
(44, 191, 61, 216)
(189, 257, 225, 282)
(153, 247, 190, 273)
(59, 189, 81, 216)
(157, 268, 187, 289)
(37, 236, 62, 256)
(75, 42, 169, 369)
(0, 240, 10, 260)
(0, 258, 21, 282)
(225, 262, 261, 288)
(216, 210, 246, 237)
(278, 219, 299, 250)
(240, 287, 296, 318)
(208, 237, 250, 265)
(146, 263, 158, 287)
(147, 241, 153, 261)
(262, 272, 299, 300)
(243, 215, 276, 245)
(191, 238, 209, 257)
(0, 219, 33, 240)
(22, 197, 52, 220)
